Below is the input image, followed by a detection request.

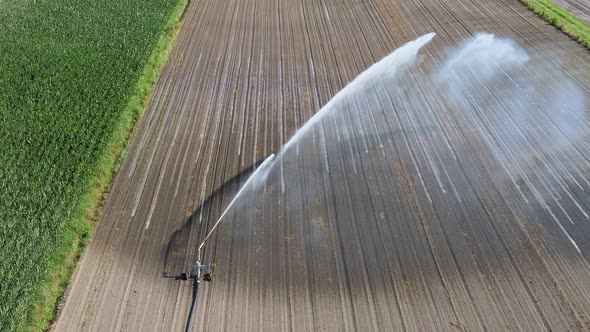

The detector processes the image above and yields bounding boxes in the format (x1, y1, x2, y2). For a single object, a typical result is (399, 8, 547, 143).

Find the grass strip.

(521, 0, 590, 48)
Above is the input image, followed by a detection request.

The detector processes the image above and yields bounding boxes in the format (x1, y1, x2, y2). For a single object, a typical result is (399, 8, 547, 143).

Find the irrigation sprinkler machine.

(186, 245, 212, 282)
(182, 153, 276, 284)
(179, 33, 436, 285)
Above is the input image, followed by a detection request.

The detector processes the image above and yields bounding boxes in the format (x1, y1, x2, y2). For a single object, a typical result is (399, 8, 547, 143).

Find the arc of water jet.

(195, 32, 436, 254)
(279, 32, 436, 155)
(198, 153, 275, 252)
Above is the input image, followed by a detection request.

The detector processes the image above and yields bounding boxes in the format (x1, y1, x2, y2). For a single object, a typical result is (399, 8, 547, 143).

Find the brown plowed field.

(54, 0, 590, 330)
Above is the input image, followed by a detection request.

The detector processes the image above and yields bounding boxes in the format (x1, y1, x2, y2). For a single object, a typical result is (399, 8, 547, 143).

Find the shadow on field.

(162, 157, 268, 277)
(161, 156, 268, 331)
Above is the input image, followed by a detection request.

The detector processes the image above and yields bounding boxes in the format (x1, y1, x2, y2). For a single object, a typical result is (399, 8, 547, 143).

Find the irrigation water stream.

(185, 31, 589, 329)
(197, 30, 585, 257)
(196, 32, 437, 255)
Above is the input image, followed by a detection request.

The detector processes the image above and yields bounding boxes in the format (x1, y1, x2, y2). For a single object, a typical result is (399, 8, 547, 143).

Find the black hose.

(184, 278, 199, 332)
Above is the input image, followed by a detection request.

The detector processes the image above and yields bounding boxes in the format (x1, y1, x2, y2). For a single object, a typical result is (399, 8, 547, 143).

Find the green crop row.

(521, 0, 590, 49)
(0, 0, 183, 330)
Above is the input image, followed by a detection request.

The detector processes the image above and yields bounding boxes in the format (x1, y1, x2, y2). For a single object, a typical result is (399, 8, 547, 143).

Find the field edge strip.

(520, 0, 590, 48)
(23, 1, 188, 330)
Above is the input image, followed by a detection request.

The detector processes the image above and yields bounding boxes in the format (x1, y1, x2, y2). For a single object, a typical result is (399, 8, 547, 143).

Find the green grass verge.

(0, 0, 185, 330)
(521, 0, 590, 48)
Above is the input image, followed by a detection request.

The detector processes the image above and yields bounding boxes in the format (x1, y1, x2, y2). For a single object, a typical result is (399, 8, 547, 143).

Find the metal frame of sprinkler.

(186, 245, 212, 282)
(184, 153, 275, 283)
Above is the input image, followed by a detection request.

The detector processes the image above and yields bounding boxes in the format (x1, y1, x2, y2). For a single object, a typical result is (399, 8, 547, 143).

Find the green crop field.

(0, 0, 182, 330)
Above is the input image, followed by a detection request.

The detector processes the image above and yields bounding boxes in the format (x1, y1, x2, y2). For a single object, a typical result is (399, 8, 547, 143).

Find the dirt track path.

(55, 0, 590, 330)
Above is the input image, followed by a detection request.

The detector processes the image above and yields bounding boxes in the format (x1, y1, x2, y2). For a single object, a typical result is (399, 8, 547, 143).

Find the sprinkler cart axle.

(186, 261, 212, 282)
(182, 248, 212, 282)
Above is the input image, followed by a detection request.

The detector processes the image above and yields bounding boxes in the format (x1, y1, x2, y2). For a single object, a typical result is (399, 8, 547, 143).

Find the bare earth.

(54, 0, 590, 331)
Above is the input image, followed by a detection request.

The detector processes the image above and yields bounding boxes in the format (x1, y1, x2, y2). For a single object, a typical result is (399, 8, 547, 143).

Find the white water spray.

(195, 31, 588, 262)
(195, 33, 436, 252)
(198, 153, 275, 252)
(436, 32, 529, 84)
(281, 32, 436, 154)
